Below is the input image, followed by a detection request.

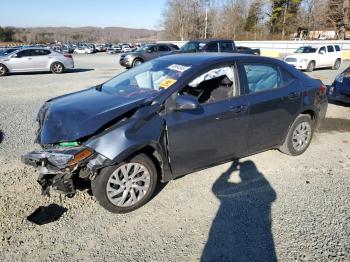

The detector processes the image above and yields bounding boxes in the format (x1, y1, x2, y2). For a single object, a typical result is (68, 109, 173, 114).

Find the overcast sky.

(0, 0, 167, 29)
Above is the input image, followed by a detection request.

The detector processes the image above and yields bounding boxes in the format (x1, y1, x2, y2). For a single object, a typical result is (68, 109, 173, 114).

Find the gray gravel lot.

(0, 53, 349, 261)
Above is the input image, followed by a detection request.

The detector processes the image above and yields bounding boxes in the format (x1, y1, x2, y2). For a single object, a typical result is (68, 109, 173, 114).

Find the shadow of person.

(201, 159, 277, 262)
(0, 130, 3, 144)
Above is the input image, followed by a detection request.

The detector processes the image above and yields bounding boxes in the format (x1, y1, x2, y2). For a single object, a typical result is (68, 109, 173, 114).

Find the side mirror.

(11, 53, 19, 58)
(174, 95, 200, 111)
(319, 50, 325, 55)
(147, 49, 153, 53)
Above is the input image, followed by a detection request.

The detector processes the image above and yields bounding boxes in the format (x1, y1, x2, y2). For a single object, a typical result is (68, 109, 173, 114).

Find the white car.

(121, 45, 131, 53)
(284, 44, 342, 72)
(73, 47, 93, 54)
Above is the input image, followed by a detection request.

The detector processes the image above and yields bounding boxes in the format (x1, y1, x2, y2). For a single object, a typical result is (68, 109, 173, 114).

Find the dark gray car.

(119, 43, 179, 68)
(22, 54, 328, 213)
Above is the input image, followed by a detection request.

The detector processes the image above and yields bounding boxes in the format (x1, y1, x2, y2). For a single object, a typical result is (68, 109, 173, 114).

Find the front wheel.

(0, 64, 8, 76)
(132, 59, 143, 67)
(50, 62, 64, 74)
(306, 61, 315, 72)
(92, 154, 158, 213)
(279, 115, 314, 156)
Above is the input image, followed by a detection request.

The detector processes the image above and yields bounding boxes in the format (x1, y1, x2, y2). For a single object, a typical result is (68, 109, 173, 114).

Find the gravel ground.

(0, 53, 349, 261)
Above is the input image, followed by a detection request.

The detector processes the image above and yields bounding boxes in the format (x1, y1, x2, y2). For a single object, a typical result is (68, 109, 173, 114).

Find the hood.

(37, 87, 152, 144)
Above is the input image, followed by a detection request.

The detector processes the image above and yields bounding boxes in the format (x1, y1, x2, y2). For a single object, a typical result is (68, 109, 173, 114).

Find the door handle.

(288, 92, 300, 100)
(27, 58, 32, 60)
(229, 105, 248, 114)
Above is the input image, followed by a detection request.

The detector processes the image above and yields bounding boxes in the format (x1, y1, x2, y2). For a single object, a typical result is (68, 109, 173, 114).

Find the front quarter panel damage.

(86, 106, 172, 182)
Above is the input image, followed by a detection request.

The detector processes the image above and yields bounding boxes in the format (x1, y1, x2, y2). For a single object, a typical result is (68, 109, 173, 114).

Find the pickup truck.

(284, 44, 342, 72)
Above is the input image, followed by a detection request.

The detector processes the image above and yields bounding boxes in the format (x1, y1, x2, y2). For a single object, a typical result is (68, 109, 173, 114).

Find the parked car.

(0, 48, 74, 76)
(328, 66, 350, 104)
(177, 39, 236, 53)
(284, 44, 342, 72)
(62, 45, 75, 54)
(112, 45, 122, 53)
(106, 48, 117, 54)
(236, 46, 260, 55)
(121, 44, 131, 53)
(120, 43, 179, 68)
(22, 54, 327, 213)
(74, 47, 93, 54)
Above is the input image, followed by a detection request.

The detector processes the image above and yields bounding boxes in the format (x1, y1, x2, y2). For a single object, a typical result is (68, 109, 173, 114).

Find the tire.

(279, 115, 314, 156)
(92, 154, 158, 213)
(132, 59, 143, 67)
(50, 62, 64, 74)
(306, 61, 315, 72)
(0, 64, 8, 76)
(332, 59, 341, 70)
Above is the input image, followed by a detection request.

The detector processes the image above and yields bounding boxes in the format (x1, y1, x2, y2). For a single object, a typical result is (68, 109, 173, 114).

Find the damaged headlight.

(47, 148, 93, 169)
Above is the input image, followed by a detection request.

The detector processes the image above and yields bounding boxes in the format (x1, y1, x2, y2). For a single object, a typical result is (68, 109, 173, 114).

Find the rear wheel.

(50, 62, 64, 74)
(0, 64, 8, 76)
(92, 154, 158, 213)
(132, 59, 143, 67)
(332, 59, 341, 70)
(279, 115, 314, 156)
(306, 61, 315, 72)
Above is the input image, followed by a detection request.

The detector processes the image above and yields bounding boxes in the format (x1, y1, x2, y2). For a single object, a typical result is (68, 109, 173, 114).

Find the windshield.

(295, 46, 317, 53)
(102, 59, 192, 96)
(180, 42, 205, 52)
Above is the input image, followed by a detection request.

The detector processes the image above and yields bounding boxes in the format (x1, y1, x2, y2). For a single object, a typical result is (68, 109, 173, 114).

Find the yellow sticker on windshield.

(159, 78, 177, 89)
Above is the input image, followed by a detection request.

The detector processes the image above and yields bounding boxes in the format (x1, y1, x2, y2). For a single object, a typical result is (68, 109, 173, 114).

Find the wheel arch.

(0, 63, 9, 73)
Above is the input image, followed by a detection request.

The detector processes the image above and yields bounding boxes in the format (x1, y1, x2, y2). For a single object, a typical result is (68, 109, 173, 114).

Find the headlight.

(300, 58, 308, 62)
(329, 86, 335, 95)
(47, 148, 93, 168)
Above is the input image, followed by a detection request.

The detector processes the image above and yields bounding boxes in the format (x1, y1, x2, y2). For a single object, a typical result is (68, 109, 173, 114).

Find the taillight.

(64, 54, 72, 58)
(320, 84, 327, 95)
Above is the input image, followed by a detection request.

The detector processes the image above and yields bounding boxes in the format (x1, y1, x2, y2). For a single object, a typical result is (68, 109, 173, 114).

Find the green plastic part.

(59, 141, 79, 147)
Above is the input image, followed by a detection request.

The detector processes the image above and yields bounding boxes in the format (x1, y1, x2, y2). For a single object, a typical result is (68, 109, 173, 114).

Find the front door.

(8, 49, 34, 72)
(165, 64, 249, 176)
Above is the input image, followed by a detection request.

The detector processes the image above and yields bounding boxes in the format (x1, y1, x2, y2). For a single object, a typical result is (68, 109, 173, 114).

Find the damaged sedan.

(22, 54, 328, 213)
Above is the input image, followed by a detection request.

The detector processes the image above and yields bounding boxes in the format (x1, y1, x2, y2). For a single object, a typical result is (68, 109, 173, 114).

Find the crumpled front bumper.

(21, 151, 76, 196)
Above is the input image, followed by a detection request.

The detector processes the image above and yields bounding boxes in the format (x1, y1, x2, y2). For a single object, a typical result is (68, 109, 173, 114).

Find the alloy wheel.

(292, 122, 311, 152)
(106, 163, 150, 207)
(52, 63, 63, 73)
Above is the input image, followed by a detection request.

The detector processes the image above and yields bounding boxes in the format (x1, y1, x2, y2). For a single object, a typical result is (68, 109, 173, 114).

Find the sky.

(0, 0, 167, 30)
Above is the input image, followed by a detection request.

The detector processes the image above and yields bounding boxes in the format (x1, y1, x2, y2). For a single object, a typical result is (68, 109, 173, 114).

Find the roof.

(157, 53, 274, 66)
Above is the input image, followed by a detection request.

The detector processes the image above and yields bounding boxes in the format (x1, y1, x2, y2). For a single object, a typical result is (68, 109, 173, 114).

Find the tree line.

(160, 0, 349, 40)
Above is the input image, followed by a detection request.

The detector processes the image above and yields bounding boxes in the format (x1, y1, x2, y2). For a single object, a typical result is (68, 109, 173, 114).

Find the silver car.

(0, 48, 74, 76)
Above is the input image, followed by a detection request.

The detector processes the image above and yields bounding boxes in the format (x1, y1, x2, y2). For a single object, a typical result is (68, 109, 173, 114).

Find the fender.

(86, 105, 174, 182)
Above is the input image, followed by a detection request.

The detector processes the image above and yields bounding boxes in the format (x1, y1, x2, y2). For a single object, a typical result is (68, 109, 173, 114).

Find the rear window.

(335, 45, 341, 52)
(205, 42, 219, 52)
(220, 42, 234, 52)
(327, 45, 334, 52)
(243, 63, 295, 93)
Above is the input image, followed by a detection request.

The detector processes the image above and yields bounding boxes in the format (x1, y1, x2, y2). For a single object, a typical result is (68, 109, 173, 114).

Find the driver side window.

(180, 66, 237, 104)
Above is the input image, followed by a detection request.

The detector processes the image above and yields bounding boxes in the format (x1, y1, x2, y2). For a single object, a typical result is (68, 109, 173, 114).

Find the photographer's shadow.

(202, 160, 277, 262)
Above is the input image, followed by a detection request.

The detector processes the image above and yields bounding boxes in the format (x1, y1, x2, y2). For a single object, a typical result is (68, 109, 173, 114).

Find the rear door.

(31, 49, 51, 70)
(239, 61, 302, 153)
(166, 63, 249, 176)
(326, 45, 335, 66)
